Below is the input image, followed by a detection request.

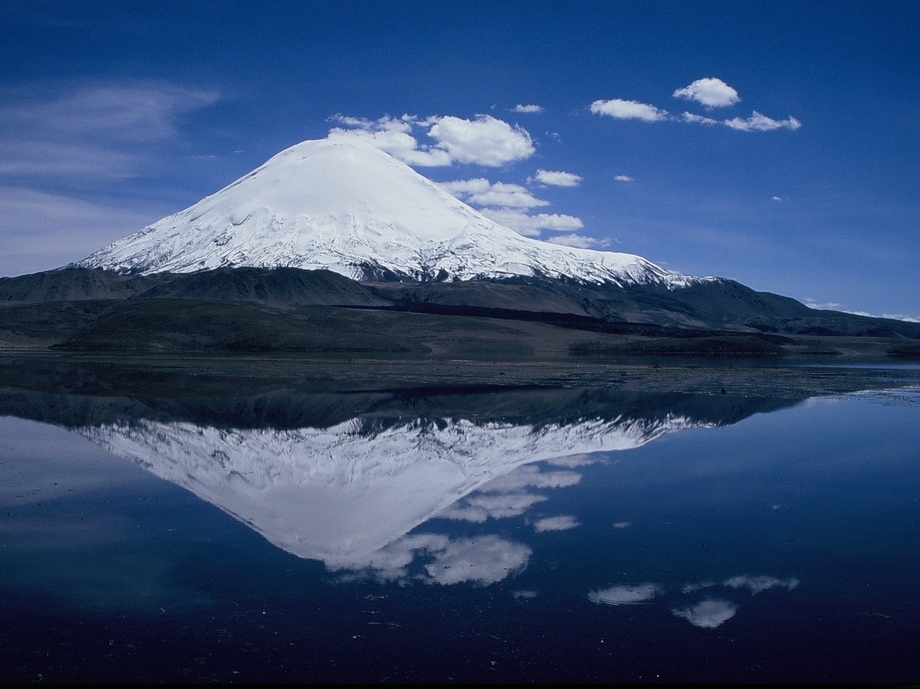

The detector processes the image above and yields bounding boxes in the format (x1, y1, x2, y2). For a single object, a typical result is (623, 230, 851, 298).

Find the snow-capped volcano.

(77, 137, 697, 286)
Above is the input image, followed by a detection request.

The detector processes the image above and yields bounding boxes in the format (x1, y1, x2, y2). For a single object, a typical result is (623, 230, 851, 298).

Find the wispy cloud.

(0, 81, 222, 274)
(0, 83, 221, 180)
(680, 112, 719, 126)
(804, 298, 842, 311)
(673, 78, 741, 108)
(807, 298, 920, 323)
(614, 174, 634, 182)
(0, 89, 218, 184)
(724, 575, 799, 594)
(512, 104, 543, 113)
(589, 583, 662, 606)
(724, 112, 802, 132)
(0, 186, 167, 276)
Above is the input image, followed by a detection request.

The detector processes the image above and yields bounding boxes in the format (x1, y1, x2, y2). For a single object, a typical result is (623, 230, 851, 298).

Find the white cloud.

(673, 78, 741, 108)
(544, 233, 609, 249)
(480, 208, 584, 236)
(513, 590, 538, 599)
(439, 465, 581, 522)
(681, 112, 719, 126)
(512, 104, 543, 113)
(804, 299, 842, 311)
(612, 521, 632, 529)
(672, 599, 738, 628)
(772, 196, 783, 201)
(337, 533, 448, 582)
(428, 115, 535, 166)
(589, 583, 662, 606)
(681, 109, 801, 132)
(533, 169, 582, 187)
(724, 575, 800, 594)
(438, 492, 547, 523)
(334, 533, 531, 586)
(590, 98, 668, 122)
(327, 115, 453, 167)
(425, 535, 532, 586)
(482, 465, 582, 492)
(545, 453, 597, 468)
(614, 174, 634, 182)
(724, 111, 802, 132)
(533, 515, 579, 532)
(442, 175, 585, 239)
(437, 178, 491, 195)
(330, 113, 535, 167)
(441, 179, 549, 208)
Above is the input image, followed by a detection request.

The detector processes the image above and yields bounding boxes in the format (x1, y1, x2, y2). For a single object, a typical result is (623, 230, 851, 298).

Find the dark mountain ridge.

(1, 266, 918, 356)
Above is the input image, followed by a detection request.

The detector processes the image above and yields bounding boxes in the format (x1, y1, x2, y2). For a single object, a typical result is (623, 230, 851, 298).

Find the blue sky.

(1, 0, 917, 319)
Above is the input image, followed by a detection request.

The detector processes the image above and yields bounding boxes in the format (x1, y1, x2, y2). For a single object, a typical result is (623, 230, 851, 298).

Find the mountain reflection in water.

(3, 364, 920, 683)
(2, 383, 793, 574)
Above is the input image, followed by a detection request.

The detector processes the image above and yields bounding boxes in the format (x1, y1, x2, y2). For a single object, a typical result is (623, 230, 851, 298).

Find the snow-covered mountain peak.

(76, 137, 700, 286)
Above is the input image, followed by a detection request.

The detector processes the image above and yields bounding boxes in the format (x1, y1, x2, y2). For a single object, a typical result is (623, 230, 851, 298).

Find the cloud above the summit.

(440, 178, 548, 208)
(440, 178, 583, 237)
(328, 113, 535, 167)
(480, 209, 585, 236)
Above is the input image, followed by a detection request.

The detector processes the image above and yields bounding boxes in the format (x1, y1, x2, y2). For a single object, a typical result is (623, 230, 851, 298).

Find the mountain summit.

(76, 138, 700, 287)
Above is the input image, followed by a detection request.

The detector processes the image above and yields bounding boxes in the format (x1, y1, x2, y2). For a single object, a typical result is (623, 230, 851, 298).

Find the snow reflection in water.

(78, 412, 699, 574)
(2, 386, 920, 681)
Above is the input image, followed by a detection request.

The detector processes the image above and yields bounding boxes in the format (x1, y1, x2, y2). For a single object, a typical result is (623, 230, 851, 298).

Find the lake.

(1, 358, 918, 682)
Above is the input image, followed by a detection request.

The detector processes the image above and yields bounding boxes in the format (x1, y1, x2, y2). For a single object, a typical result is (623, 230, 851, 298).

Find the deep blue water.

(1, 387, 918, 683)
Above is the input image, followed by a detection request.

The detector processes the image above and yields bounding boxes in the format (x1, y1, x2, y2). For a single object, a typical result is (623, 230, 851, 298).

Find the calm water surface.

(1, 383, 918, 682)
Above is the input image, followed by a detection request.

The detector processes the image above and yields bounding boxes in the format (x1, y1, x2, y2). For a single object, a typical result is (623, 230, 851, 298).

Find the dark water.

(1, 382, 918, 683)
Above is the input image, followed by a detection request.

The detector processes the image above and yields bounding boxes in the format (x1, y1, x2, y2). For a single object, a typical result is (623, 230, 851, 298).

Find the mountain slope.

(136, 266, 391, 307)
(0, 267, 168, 303)
(75, 138, 702, 287)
